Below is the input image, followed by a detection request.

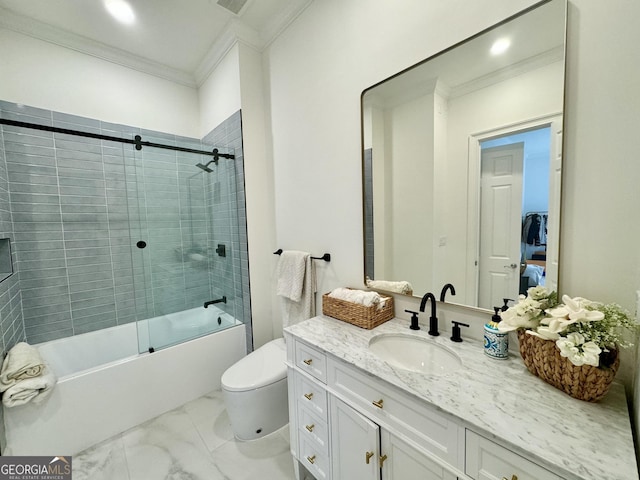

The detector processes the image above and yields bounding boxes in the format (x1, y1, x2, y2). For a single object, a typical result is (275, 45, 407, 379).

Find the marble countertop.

(285, 315, 638, 480)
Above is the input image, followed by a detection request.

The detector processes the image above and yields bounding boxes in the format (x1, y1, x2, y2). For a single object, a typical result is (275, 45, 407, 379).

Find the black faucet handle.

(450, 321, 470, 342)
(404, 309, 420, 331)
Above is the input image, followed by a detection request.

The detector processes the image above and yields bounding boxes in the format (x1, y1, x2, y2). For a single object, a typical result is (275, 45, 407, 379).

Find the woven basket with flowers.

(498, 286, 638, 402)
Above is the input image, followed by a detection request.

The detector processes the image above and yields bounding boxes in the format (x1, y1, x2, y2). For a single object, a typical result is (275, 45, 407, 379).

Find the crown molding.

(0, 6, 197, 88)
(450, 46, 565, 99)
(259, 0, 313, 49)
(0, 1, 313, 90)
(194, 19, 261, 86)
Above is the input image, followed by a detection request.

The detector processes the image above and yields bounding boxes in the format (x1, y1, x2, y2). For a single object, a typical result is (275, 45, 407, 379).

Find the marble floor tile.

(209, 427, 296, 480)
(72, 436, 130, 480)
(182, 389, 235, 452)
(73, 389, 296, 480)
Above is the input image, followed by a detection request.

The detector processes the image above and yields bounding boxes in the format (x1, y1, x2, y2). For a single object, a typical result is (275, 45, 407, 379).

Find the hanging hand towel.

(0, 342, 46, 391)
(277, 251, 317, 327)
(2, 366, 57, 408)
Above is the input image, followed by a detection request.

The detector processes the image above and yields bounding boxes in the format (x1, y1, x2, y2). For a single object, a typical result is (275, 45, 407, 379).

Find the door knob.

(504, 263, 518, 269)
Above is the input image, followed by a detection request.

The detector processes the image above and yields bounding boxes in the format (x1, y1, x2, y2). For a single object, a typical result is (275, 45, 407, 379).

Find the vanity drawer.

(295, 371, 328, 419)
(466, 430, 565, 480)
(297, 405, 329, 455)
(299, 437, 331, 480)
(327, 358, 462, 468)
(295, 341, 327, 383)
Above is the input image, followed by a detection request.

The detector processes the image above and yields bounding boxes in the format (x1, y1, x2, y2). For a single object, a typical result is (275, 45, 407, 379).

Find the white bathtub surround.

(4, 309, 247, 456)
(285, 316, 638, 480)
(72, 390, 296, 480)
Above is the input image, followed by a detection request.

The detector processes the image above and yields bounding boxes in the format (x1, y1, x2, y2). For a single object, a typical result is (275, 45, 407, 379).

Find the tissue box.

(322, 289, 394, 329)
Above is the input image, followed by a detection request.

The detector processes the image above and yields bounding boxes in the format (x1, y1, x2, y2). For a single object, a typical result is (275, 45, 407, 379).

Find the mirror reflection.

(362, 0, 566, 311)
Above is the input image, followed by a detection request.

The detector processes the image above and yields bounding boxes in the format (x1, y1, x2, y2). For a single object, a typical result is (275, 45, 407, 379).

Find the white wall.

(0, 29, 200, 137)
(265, 0, 640, 453)
(198, 44, 241, 137)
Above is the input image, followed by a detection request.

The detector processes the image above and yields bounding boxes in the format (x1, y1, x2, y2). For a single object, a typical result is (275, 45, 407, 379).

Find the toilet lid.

(222, 338, 287, 392)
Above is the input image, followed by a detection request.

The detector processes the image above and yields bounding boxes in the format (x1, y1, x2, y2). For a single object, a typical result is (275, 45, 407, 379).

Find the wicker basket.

(322, 290, 394, 329)
(517, 330, 619, 402)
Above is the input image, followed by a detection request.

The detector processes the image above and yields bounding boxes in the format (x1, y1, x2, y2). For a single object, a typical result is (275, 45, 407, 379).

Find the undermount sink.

(368, 334, 462, 375)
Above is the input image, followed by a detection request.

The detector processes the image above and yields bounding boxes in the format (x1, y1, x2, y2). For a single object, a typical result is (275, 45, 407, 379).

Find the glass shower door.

(127, 133, 242, 353)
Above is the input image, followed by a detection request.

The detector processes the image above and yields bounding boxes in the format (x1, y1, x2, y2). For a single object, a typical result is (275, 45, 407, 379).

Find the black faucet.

(404, 309, 420, 330)
(440, 283, 456, 302)
(419, 292, 439, 336)
(204, 296, 226, 308)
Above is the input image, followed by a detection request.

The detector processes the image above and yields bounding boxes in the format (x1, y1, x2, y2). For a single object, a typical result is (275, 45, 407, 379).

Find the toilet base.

(222, 377, 289, 441)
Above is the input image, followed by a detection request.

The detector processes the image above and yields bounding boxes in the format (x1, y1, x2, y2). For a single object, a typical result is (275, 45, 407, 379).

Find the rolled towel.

(366, 277, 413, 295)
(328, 287, 386, 310)
(0, 342, 46, 391)
(2, 366, 57, 408)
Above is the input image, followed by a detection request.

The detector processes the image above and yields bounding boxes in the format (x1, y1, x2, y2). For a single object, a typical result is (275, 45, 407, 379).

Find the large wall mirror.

(362, 0, 566, 311)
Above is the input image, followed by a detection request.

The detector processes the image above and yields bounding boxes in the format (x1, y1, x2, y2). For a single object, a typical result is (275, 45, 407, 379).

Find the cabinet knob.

(365, 451, 374, 464)
(303, 358, 313, 365)
(304, 392, 314, 401)
(379, 454, 388, 468)
(372, 398, 384, 409)
(305, 424, 315, 432)
(502, 476, 518, 480)
(306, 455, 316, 464)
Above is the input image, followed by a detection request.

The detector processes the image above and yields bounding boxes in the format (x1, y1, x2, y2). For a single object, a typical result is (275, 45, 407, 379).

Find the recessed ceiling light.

(490, 38, 511, 56)
(104, 0, 136, 25)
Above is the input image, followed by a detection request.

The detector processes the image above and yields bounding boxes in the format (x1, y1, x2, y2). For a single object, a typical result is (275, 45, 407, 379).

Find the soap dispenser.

(483, 307, 509, 360)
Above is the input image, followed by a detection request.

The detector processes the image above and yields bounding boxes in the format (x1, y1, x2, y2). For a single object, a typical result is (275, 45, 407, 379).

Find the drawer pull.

(303, 358, 313, 365)
(365, 451, 374, 464)
(305, 424, 315, 432)
(304, 392, 314, 401)
(502, 476, 518, 480)
(307, 455, 316, 464)
(379, 454, 388, 468)
(372, 398, 384, 409)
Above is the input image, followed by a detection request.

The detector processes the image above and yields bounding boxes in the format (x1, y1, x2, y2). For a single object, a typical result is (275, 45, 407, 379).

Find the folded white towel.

(328, 287, 386, 310)
(276, 251, 309, 302)
(277, 251, 317, 327)
(366, 278, 413, 295)
(2, 366, 56, 408)
(0, 342, 46, 391)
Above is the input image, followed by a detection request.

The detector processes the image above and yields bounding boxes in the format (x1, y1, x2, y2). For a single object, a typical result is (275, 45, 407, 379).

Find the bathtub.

(3, 306, 246, 456)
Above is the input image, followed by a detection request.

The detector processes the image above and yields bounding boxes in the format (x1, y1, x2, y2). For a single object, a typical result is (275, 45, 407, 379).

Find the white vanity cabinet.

(465, 430, 564, 480)
(288, 337, 462, 480)
(331, 395, 458, 480)
(285, 316, 638, 480)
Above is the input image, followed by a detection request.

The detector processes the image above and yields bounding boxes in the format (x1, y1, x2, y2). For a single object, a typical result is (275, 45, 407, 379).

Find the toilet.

(221, 337, 288, 441)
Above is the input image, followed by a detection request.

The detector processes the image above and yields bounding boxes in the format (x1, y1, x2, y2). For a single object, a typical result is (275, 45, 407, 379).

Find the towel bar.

(273, 249, 331, 262)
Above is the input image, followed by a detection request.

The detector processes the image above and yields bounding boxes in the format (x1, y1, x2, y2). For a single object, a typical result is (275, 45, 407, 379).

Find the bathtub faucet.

(204, 296, 227, 308)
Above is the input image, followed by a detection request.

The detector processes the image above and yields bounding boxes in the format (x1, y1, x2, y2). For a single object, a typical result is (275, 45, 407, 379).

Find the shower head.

(195, 159, 217, 173)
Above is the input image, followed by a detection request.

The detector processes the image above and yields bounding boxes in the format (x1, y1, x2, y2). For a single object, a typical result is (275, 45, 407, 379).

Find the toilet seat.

(221, 337, 286, 392)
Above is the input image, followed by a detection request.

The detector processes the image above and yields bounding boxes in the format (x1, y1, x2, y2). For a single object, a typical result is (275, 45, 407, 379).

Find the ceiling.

(0, 0, 311, 87)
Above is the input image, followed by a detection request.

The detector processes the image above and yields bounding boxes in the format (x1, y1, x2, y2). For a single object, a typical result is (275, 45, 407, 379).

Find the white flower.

(498, 295, 543, 332)
(543, 295, 604, 336)
(526, 326, 560, 341)
(556, 332, 602, 367)
(527, 285, 551, 301)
